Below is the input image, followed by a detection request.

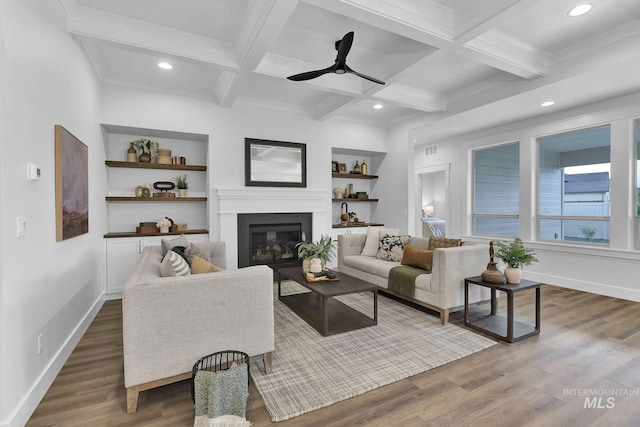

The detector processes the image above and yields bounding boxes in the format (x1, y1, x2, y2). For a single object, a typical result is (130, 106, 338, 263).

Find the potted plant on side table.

(494, 237, 539, 284)
(296, 233, 336, 273)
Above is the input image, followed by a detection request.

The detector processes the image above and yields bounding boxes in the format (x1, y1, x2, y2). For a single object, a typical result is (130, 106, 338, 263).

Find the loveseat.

(338, 232, 490, 325)
(122, 241, 274, 414)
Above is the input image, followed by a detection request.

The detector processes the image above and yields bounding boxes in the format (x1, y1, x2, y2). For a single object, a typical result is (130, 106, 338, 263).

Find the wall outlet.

(37, 333, 43, 354)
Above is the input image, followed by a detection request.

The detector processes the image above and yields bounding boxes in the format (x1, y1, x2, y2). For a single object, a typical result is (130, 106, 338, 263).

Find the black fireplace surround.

(237, 213, 312, 273)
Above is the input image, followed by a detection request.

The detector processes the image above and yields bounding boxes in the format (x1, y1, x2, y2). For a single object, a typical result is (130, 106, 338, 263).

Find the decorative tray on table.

(303, 269, 340, 283)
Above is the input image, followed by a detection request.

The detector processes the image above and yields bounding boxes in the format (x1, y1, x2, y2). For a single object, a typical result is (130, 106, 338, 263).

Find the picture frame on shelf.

(338, 163, 347, 174)
(331, 161, 339, 173)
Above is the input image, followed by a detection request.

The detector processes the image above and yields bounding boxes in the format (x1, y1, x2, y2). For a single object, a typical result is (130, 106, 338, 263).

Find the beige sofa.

(338, 234, 490, 325)
(122, 242, 274, 414)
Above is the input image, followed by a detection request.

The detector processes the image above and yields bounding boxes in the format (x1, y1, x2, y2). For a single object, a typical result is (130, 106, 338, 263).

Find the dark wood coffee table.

(277, 267, 378, 336)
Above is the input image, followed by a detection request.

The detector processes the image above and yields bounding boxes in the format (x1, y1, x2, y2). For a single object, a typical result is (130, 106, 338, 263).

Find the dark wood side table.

(464, 276, 541, 343)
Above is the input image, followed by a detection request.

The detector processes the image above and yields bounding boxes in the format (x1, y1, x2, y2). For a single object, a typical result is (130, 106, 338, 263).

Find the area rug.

(250, 281, 496, 422)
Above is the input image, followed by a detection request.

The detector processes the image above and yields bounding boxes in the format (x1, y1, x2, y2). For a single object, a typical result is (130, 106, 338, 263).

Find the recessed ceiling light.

(373, 104, 384, 109)
(541, 101, 555, 107)
(158, 62, 173, 70)
(568, 4, 592, 17)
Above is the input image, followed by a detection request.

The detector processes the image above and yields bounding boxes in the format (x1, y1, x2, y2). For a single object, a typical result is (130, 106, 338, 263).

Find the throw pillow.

(401, 244, 434, 271)
(191, 255, 224, 274)
(161, 234, 190, 256)
(171, 246, 189, 263)
(361, 226, 400, 257)
(184, 242, 204, 265)
(428, 237, 462, 249)
(160, 250, 191, 277)
(376, 234, 410, 262)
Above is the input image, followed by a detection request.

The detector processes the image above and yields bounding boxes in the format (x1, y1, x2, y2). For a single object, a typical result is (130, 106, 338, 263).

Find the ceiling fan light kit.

(287, 31, 385, 85)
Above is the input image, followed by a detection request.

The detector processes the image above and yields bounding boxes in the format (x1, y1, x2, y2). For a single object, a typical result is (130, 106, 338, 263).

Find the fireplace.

(237, 212, 312, 273)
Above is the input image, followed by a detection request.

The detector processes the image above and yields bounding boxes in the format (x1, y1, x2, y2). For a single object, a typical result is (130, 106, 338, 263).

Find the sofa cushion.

(401, 244, 434, 271)
(361, 226, 400, 256)
(428, 237, 462, 249)
(160, 250, 191, 277)
(191, 255, 224, 274)
(342, 255, 400, 279)
(161, 234, 190, 256)
(376, 234, 410, 262)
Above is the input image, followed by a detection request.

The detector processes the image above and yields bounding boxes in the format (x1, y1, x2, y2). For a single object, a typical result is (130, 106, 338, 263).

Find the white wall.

(99, 85, 390, 245)
(0, 2, 106, 425)
(410, 94, 640, 302)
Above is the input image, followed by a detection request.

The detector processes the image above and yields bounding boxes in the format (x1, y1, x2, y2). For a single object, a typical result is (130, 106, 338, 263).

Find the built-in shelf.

(332, 198, 379, 202)
(332, 222, 384, 229)
(105, 160, 206, 171)
(332, 173, 378, 179)
(104, 229, 209, 239)
(105, 196, 207, 202)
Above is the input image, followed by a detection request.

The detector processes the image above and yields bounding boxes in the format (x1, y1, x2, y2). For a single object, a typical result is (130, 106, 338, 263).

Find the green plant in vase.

(296, 232, 336, 273)
(175, 174, 188, 197)
(131, 138, 159, 162)
(494, 237, 539, 284)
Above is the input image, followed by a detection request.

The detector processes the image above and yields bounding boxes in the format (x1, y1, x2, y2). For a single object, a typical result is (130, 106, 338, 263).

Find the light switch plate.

(17, 216, 26, 237)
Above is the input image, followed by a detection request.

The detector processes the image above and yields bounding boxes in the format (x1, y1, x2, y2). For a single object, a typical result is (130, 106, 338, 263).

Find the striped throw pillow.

(160, 250, 191, 277)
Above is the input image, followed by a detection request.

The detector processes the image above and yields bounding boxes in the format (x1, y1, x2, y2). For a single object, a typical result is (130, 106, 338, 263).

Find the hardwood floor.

(27, 285, 640, 426)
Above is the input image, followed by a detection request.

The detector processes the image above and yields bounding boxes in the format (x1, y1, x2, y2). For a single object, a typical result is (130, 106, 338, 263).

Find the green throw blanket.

(388, 265, 428, 298)
(194, 364, 249, 421)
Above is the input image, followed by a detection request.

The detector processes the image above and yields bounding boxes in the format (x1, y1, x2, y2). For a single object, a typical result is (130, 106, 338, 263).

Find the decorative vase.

(310, 258, 322, 273)
(159, 225, 169, 233)
(361, 160, 367, 175)
(302, 258, 312, 273)
(179, 189, 187, 198)
(139, 152, 151, 163)
(127, 143, 137, 162)
(504, 267, 522, 284)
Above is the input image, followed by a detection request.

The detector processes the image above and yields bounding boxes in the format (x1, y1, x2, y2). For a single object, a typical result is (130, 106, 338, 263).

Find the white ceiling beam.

(62, 2, 238, 70)
(218, 0, 299, 107)
(453, 0, 539, 43)
(302, 0, 545, 78)
(373, 84, 446, 112)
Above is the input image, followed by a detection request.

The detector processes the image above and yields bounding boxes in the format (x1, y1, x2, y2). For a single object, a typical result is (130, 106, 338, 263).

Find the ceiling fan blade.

(336, 31, 354, 66)
(345, 65, 385, 85)
(287, 65, 335, 81)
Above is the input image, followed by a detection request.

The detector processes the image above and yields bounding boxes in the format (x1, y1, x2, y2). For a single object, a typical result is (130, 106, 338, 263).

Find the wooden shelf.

(104, 229, 209, 238)
(332, 198, 378, 202)
(106, 196, 207, 202)
(332, 173, 378, 179)
(105, 160, 206, 171)
(332, 223, 384, 229)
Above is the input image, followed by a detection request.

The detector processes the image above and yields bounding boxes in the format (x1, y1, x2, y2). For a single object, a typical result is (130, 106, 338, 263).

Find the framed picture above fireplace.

(245, 138, 307, 187)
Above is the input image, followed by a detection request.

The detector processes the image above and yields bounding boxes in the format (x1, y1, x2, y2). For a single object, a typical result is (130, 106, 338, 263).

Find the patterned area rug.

(250, 281, 496, 422)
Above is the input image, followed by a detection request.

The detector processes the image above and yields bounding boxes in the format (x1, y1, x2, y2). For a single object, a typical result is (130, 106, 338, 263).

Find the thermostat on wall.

(27, 163, 41, 181)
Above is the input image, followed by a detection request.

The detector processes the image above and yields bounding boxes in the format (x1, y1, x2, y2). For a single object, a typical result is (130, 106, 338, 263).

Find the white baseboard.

(525, 272, 640, 302)
(4, 294, 105, 427)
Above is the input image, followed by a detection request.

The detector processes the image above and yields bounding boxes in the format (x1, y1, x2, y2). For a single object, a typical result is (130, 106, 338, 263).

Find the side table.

(464, 276, 541, 343)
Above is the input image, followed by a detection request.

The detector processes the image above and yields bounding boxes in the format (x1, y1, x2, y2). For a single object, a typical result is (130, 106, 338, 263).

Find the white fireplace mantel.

(216, 188, 328, 268)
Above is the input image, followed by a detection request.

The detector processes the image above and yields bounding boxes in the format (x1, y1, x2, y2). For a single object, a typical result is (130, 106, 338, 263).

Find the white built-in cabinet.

(102, 124, 210, 296)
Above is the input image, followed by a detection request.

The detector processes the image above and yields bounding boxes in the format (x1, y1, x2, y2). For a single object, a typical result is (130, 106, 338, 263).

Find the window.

(473, 143, 520, 237)
(538, 126, 610, 244)
(635, 120, 640, 248)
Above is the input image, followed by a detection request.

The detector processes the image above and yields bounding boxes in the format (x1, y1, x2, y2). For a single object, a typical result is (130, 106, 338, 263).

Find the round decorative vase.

(179, 189, 187, 198)
(302, 258, 312, 273)
(504, 267, 522, 284)
(139, 152, 151, 163)
(159, 225, 169, 233)
(127, 143, 137, 162)
(310, 258, 322, 273)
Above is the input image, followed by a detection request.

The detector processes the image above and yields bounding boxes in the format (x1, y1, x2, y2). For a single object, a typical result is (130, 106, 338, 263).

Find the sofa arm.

(431, 243, 489, 309)
(337, 233, 367, 266)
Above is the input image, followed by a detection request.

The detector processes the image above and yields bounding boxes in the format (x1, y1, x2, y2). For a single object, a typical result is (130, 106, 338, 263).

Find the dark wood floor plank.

(27, 285, 640, 426)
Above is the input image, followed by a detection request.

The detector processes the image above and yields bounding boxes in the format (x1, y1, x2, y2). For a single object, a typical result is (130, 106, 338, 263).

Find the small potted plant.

(156, 217, 172, 234)
(131, 138, 159, 163)
(175, 174, 188, 197)
(494, 237, 539, 284)
(296, 233, 336, 273)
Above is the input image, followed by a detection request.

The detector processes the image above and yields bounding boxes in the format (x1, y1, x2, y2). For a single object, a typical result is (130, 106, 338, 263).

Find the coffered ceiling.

(60, 0, 640, 135)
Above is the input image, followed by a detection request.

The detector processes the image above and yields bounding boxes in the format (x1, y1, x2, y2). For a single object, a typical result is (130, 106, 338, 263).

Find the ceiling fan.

(287, 31, 385, 85)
